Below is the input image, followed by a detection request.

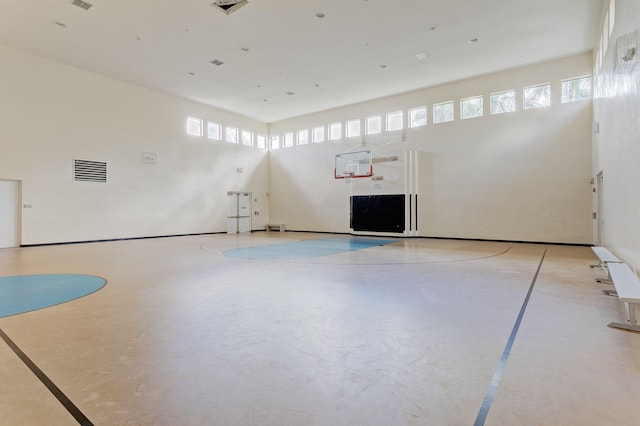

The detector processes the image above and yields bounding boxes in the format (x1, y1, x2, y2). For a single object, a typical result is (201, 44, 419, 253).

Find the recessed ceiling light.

(430, 26, 437, 32)
(315, 12, 325, 19)
(314, 84, 320, 88)
(241, 47, 250, 52)
(468, 38, 479, 44)
(71, 0, 93, 11)
(286, 91, 295, 96)
(210, 59, 224, 66)
(187, 72, 197, 77)
(379, 65, 387, 69)
(54, 21, 67, 28)
(416, 52, 431, 60)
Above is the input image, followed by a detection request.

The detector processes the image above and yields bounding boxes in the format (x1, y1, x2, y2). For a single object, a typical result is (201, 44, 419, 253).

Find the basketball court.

(1, 233, 639, 425)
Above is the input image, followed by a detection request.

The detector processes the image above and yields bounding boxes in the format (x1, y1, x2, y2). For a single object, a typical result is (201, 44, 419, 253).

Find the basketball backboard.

(334, 150, 373, 179)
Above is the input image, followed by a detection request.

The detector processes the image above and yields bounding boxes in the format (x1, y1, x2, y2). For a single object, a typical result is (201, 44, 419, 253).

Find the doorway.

(227, 192, 251, 234)
(0, 180, 21, 248)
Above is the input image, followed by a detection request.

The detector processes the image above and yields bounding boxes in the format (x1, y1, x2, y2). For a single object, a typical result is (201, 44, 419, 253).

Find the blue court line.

(224, 237, 397, 260)
(0, 274, 106, 318)
(473, 249, 547, 426)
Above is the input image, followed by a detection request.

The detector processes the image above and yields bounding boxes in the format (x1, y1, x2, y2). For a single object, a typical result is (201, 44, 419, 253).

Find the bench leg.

(596, 278, 614, 284)
(607, 303, 640, 332)
(601, 289, 618, 296)
(629, 302, 638, 325)
(607, 322, 640, 332)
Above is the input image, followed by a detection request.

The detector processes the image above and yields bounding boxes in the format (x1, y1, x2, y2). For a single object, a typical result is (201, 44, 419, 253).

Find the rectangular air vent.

(74, 159, 107, 183)
(211, 0, 248, 15)
(71, 0, 93, 10)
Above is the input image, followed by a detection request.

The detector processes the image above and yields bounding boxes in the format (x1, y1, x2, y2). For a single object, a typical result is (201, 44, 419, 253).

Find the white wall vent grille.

(74, 159, 107, 183)
(614, 30, 638, 74)
(71, 0, 93, 10)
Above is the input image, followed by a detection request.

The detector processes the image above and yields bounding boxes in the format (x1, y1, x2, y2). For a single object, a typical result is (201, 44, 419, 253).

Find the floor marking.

(0, 327, 93, 426)
(223, 237, 397, 260)
(473, 249, 547, 426)
(0, 274, 106, 318)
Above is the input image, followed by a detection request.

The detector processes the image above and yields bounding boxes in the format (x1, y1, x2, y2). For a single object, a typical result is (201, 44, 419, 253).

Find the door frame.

(0, 179, 22, 248)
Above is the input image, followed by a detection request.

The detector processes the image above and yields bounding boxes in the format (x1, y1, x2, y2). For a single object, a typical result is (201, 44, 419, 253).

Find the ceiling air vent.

(74, 159, 107, 183)
(71, 0, 93, 11)
(211, 0, 248, 15)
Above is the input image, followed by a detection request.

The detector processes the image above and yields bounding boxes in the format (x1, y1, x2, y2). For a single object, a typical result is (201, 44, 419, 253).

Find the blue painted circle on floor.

(224, 237, 397, 260)
(0, 274, 106, 318)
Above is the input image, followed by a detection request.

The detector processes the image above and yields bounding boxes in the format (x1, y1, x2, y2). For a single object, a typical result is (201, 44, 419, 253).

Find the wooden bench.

(590, 246, 623, 283)
(602, 263, 640, 332)
(266, 224, 285, 232)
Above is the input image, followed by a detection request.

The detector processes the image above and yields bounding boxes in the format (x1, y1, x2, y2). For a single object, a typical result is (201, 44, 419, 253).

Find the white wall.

(270, 53, 594, 244)
(592, 0, 640, 269)
(0, 45, 269, 244)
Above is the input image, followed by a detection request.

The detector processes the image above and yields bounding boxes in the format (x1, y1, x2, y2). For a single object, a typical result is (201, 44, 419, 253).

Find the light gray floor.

(1, 233, 639, 425)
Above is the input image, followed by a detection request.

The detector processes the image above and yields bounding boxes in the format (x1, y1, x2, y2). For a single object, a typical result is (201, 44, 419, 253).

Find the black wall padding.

(350, 194, 405, 233)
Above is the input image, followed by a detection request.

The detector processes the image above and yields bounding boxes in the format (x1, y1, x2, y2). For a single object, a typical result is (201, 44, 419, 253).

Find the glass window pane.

(187, 117, 203, 136)
(241, 130, 253, 146)
(312, 126, 325, 143)
(561, 77, 592, 103)
(256, 134, 266, 149)
(207, 122, 221, 140)
(328, 122, 342, 140)
(270, 135, 280, 150)
(433, 101, 454, 123)
(523, 84, 551, 110)
(461, 96, 483, 119)
(225, 126, 238, 143)
(409, 107, 427, 128)
(298, 129, 309, 145)
(490, 90, 516, 114)
(386, 111, 403, 131)
(284, 132, 294, 147)
(346, 119, 361, 138)
(366, 116, 382, 134)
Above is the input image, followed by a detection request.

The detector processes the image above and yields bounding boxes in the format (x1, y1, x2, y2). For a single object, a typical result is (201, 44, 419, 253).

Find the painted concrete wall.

(592, 0, 640, 269)
(0, 45, 269, 244)
(269, 53, 594, 244)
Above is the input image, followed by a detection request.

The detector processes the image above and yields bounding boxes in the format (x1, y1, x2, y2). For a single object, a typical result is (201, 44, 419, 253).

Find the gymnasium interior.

(1, 1, 639, 425)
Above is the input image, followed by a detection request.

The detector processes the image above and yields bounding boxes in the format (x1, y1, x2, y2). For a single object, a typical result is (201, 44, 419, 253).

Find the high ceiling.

(0, 0, 603, 123)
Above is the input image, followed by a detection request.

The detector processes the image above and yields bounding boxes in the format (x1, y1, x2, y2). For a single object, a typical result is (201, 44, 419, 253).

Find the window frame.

(225, 126, 239, 143)
(561, 76, 592, 104)
(433, 101, 454, 124)
(283, 132, 294, 147)
(270, 135, 281, 150)
(460, 95, 484, 120)
(187, 117, 203, 136)
(241, 130, 253, 146)
(408, 106, 428, 128)
(297, 129, 309, 145)
(490, 90, 516, 115)
(345, 119, 361, 138)
(365, 115, 382, 135)
(386, 111, 403, 132)
(328, 122, 342, 141)
(312, 126, 325, 143)
(523, 83, 551, 110)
